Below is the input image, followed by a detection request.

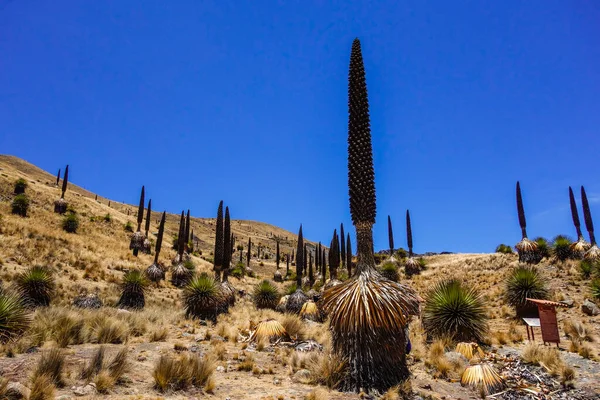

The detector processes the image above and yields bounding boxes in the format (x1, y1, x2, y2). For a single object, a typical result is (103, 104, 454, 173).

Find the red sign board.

(538, 305, 560, 344)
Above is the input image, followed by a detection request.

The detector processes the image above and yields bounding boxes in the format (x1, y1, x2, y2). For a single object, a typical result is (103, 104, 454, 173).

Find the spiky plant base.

(129, 232, 145, 253)
(142, 239, 152, 255)
(516, 238, 540, 264)
(301, 276, 311, 288)
(300, 300, 322, 322)
(172, 253, 191, 265)
(146, 263, 165, 283)
(276, 295, 289, 313)
(584, 245, 600, 262)
(273, 270, 283, 283)
(116, 292, 144, 310)
(570, 237, 590, 259)
(286, 289, 308, 314)
(183, 275, 225, 323)
(322, 271, 420, 392)
(73, 293, 102, 309)
(0, 292, 31, 343)
(405, 257, 421, 276)
(171, 264, 192, 288)
(54, 198, 68, 214)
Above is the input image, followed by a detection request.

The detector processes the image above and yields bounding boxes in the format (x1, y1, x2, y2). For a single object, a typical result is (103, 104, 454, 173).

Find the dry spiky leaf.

(461, 364, 505, 395)
(248, 319, 288, 343)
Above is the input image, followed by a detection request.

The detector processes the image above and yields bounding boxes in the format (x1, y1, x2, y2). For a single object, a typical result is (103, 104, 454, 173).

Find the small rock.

(190, 345, 200, 353)
(6, 382, 30, 399)
(292, 369, 312, 383)
(73, 384, 96, 396)
(195, 335, 203, 342)
(273, 377, 281, 385)
(582, 299, 600, 316)
(444, 351, 468, 366)
(216, 366, 226, 373)
(137, 354, 147, 362)
(562, 299, 574, 307)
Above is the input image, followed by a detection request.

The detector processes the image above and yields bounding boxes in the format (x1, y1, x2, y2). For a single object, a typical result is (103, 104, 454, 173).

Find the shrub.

(124, 222, 134, 232)
(495, 244, 513, 254)
(0, 292, 31, 343)
(422, 278, 488, 342)
(380, 262, 399, 282)
(591, 278, 600, 300)
(533, 237, 551, 259)
(153, 353, 215, 392)
(14, 178, 28, 194)
(32, 348, 65, 387)
(11, 194, 30, 217)
(307, 353, 348, 389)
(29, 373, 56, 400)
(579, 260, 596, 279)
(116, 270, 147, 310)
(253, 280, 280, 310)
(230, 262, 246, 279)
(505, 265, 549, 316)
(16, 266, 55, 307)
(103, 214, 112, 223)
(183, 273, 223, 323)
(285, 283, 298, 296)
(62, 212, 80, 233)
(552, 235, 573, 261)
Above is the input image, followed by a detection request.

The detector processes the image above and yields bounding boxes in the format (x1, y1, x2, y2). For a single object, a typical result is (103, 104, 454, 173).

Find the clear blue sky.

(2, 1, 600, 253)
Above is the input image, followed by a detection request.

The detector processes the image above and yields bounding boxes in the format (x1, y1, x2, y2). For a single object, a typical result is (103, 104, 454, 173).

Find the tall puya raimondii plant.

(405, 210, 420, 275)
(274, 240, 283, 282)
(569, 186, 590, 258)
(129, 186, 146, 257)
(287, 225, 308, 314)
(246, 237, 252, 270)
(146, 211, 166, 284)
(54, 165, 69, 214)
(55, 168, 61, 187)
(325, 229, 341, 289)
(340, 223, 346, 271)
(220, 206, 236, 307)
(346, 232, 352, 276)
(322, 38, 420, 393)
(387, 215, 395, 259)
(213, 201, 225, 281)
(184, 210, 191, 253)
(582, 186, 600, 261)
(171, 211, 192, 287)
(142, 199, 152, 254)
(515, 182, 540, 264)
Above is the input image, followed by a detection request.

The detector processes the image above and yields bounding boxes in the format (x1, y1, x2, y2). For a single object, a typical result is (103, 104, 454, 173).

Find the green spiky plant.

(582, 186, 600, 261)
(146, 211, 166, 284)
(0, 291, 31, 343)
(142, 199, 152, 254)
(422, 278, 488, 342)
(405, 210, 420, 275)
(62, 212, 79, 233)
(16, 266, 55, 307)
(183, 273, 224, 323)
(116, 270, 147, 310)
(213, 201, 224, 281)
(322, 38, 420, 393)
(515, 182, 539, 263)
(172, 211, 192, 287)
(552, 235, 573, 262)
(14, 178, 27, 195)
(287, 225, 308, 314)
(591, 278, 600, 300)
(54, 165, 69, 214)
(505, 265, 549, 317)
(495, 244, 513, 254)
(533, 237, 550, 259)
(11, 194, 30, 217)
(569, 186, 590, 258)
(380, 261, 399, 282)
(220, 206, 236, 307)
(346, 233, 352, 276)
(129, 186, 145, 257)
(253, 280, 281, 310)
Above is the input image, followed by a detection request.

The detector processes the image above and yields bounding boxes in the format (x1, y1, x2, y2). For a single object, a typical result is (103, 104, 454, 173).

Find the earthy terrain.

(1, 155, 599, 400)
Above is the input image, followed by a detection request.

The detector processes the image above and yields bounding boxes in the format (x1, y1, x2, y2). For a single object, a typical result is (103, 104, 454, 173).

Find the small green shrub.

(253, 280, 280, 310)
(505, 265, 549, 316)
(183, 273, 223, 322)
(591, 279, 600, 300)
(230, 262, 245, 279)
(380, 262, 399, 282)
(552, 235, 573, 261)
(183, 260, 195, 272)
(533, 237, 551, 259)
(0, 292, 31, 343)
(16, 266, 55, 307)
(62, 213, 79, 233)
(14, 178, 28, 195)
(285, 283, 298, 296)
(103, 214, 112, 223)
(579, 260, 595, 279)
(495, 244, 513, 254)
(11, 194, 30, 217)
(124, 222, 134, 232)
(116, 270, 147, 310)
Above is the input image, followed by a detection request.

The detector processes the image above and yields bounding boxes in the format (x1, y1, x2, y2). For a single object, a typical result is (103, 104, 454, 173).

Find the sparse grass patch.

(32, 347, 65, 387)
(153, 353, 215, 392)
(29, 373, 56, 400)
(150, 326, 168, 342)
(307, 353, 347, 389)
(281, 314, 304, 340)
(237, 353, 255, 371)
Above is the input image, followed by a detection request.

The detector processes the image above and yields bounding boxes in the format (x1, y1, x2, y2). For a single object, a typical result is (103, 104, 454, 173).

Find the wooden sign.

(538, 304, 560, 345)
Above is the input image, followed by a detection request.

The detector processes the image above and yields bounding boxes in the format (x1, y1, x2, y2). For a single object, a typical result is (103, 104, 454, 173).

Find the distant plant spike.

(144, 199, 152, 237)
(388, 215, 394, 256)
(231, 233, 235, 256)
(581, 186, 596, 245)
(61, 165, 69, 198)
(295, 225, 304, 287)
(316, 242, 321, 270)
(303, 244, 308, 276)
(286, 253, 290, 276)
(406, 210, 413, 256)
(291, 249, 294, 263)
(516, 181, 528, 239)
(223, 206, 232, 280)
(184, 210, 191, 251)
(177, 211, 185, 257)
(56, 168, 61, 186)
(340, 223, 346, 268)
(136, 186, 145, 232)
(247, 238, 252, 268)
(276, 240, 280, 270)
(308, 251, 314, 287)
(154, 212, 166, 263)
(346, 233, 352, 276)
(569, 187, 583, 239)
(214, 201, 224, 279)
(322, 249, 327, 285)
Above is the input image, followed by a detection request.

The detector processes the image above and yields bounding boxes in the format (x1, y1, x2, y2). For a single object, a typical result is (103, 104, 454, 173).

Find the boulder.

(582, 299, 600, 316)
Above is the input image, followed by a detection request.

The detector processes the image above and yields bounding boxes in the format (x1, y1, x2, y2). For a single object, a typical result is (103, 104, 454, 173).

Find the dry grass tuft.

(305, 388, 329, 400)
(153, 353, 215, 392)
(307, 353, 347, 389)
(32, 347, 65, 387)
(237, 353, 255, 371)
(29, 374, 56, 400)
(521, 343, 565, 376)
(281, 314, 304, 340)
(381, 380, 412, 400)
(93, 370, 115, 393)
(150, 326, 168, 342)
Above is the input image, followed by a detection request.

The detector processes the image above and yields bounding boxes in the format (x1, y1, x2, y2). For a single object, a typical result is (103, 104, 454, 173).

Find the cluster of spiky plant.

(422, 278, 488, 342)
(62, 211, 80, 233)
(54, 165, 69, 214)
(569, 186, 590, 258)
(146, 212, 167, 284)
(322, 38, 420, 393)
(13, 178, 27, 195)
(404, 210, 420, 275)
(581, 186, 600, 261)
(183, 273, 224, 323)
(253, 280, 280, 310)
(129, 186, 146, 257)
(11, 193, 30, 217)
(15, 266, 55, 307)
(116, 270, 148, 310)
(220, 206, 236, 307)
(325, 229, 342, 289)
(505, 265, 549, 317)
(0, 291, 31, 343)
(142, 199, 153, 254)
(552, 235, 573, 262)
(514, 182, 540, 264)
(287, 225, 308, 314)
(380, 261, 399, 282)
(172, 211, 192, 287)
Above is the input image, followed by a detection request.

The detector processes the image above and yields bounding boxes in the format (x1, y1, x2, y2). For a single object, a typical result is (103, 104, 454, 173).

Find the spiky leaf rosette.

(73, 292, 102, 309)
(387, 216, 394, 256)
(505, 265, 549, 317)
(570, 186, 583, 239)
(582, 186, 596, 245)
(300, 300, 322, 322)
(129, 231, 145, 254)
(116, 270, 147, 310)
(422, 278, 488, 342)
(146, 263, 165, 284)
(183, 273, 224, 323)
(249, 319, 288, 343)
(571, 236, 590, 259)
(220, 280, 236, 308)
(213, 201, 224, 279)
(461, 364, 505, 396)
(405, 257, 421, 276)
(253, 280, 280, 310)
(380, 261, 399, 282)
(347, 40, 375, 226)
(54, 198, 67, 214)
(584, 245, 600, 262)
(406, 210, 413, 256)
(0, 292, 31, 343)
(516, 181, 528, 239)
(16, 266, 55, 307)
(171, 263, 192, 288)
(552, 235, 573, 262)
(296, 225, 304, 287)
(591, 278, 600, 300)
(515, 238, 539, 264)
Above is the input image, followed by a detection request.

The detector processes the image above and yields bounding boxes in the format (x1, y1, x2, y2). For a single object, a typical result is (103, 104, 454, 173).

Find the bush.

(422, 278, 488, 342)
(285, 283, 298, 296)
(253, 280, 280, 310)
(14, 178, 28, 194)
(394, 248, 408, 259)
(380, 261, 399, 282)
(533, 237, 551, 259)
(591, 279, 600, 300)
(505, 265, 549, 317)
(11, 194, 30, 217)
(16, 266, 55, 307)
(495, 244, 513, 254)
(579, 260, 596, 279)
(62, 213, 79, 233)
(552, 235, 573, 261)
(103, 213, 112, 223)
(116, 270, 147, 310)
(230, 262, 245, 279)
(32, 348, 65, 387)
(124, 222, 134, 232)
(153, 353, 215, 392)
(183, 273, 224, 322)
(0, 292, 31, 343)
